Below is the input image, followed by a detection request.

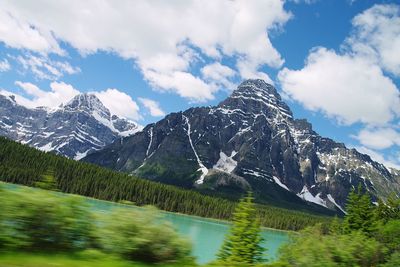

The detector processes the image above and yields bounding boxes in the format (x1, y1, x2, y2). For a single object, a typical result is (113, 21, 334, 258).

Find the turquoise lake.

(3, 183, 290, 264)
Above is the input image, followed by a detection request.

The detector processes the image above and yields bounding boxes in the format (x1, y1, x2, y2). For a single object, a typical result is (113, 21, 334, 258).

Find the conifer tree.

(343, 185, 376, 235)
(376, 193, 400, 222)
(217, 192, 265, 265)
(329, 216, 342, 235)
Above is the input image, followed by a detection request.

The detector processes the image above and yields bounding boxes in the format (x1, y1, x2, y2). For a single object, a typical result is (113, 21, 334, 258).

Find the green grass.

(0, 251, 198, 267)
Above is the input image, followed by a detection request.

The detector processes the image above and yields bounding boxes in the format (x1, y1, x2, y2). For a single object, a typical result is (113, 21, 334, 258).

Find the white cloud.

(289, 0, 318, 5)
(355, 146, 400, 170)
(278, 47, 400, 125)
(0, 0, 291, 101)
(15, 54, 80, 80)
(347, 4, 400, 77)
(138, 97, 165, 117)
(201, 62, 237, 91)
(0, 58, 10, 72)
(352, 127, 400, 150)
(0, 8, 63, 54)
(93, 89, 141, 120)
(277, 4, 400, 169)
(237, 60, 274, 84)
(13, 81, 79, 108)
(145, 70, 218, 102)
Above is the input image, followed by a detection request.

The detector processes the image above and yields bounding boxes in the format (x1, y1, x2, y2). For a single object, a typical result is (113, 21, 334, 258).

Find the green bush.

(380, 252, 400, 267)
(0, 185, 194, 263)
(278, 224, 386, 267)
(98, 206, 193, 263)
(0, 186, 96, 251)
(374, 220, 400, 254)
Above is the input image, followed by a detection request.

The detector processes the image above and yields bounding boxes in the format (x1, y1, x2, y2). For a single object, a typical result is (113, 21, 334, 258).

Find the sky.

(0, 0, 399, 168)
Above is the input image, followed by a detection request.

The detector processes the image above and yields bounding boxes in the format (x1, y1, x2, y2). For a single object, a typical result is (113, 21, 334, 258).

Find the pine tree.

(343, 185, 376, 235)
(376, 193, 400, 222)
(329, 216, 342, 235)
(217, 192, 265, 265)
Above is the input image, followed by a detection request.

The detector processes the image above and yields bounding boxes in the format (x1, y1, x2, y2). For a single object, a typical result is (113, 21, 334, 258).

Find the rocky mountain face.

(0, 93, 141, 159)
(84, 79, 400, 213)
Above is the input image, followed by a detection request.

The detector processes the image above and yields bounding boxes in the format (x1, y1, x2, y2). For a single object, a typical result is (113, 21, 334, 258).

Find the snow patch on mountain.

(213, 151, 238, 173)
(327, 194, 346, 214)
(272, 176, 290, 191)
(297, 186, 327, 207)
(183, 115, 208, 185)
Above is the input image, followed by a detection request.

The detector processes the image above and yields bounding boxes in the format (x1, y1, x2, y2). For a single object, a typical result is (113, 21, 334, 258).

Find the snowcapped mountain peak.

(234, 79, 279, 97)
(64, 93, 110, 116)
(217, 79, 293, 119)
(0, 92, 141, 159)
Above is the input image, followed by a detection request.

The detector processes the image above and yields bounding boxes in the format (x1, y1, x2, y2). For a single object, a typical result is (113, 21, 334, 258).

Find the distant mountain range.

(0, 93, 141, 159)
(83, 79, 400, 212)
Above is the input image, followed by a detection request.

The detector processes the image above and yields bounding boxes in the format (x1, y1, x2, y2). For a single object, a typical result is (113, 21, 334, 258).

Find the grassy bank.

(0, 252, 197, 267)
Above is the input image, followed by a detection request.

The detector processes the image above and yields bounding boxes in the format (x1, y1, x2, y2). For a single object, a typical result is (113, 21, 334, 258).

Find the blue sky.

(0, 0, 399, 168)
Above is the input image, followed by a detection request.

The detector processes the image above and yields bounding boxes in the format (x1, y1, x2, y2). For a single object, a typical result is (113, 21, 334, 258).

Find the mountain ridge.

(84, 79, 400, 212)
(0, 92, 141, 159)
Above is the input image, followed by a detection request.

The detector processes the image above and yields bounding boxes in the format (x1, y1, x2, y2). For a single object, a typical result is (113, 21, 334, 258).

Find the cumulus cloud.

(0, 8, 63, 54)
(0, 0, 291, 101)
(352, 127, 400, 150)
(145, 70, 218, 102)
(138, 97, 165, 117)
(277, 3, 400, 167)
(1, 81, 140, 120)
(13, 81, 79, 108)
(0, 58, 10, 72)
(15, 54, 80, 80)
(279, 4, 400, 125)
(201, 62, 237, 91)
(347, 4, 400, 76)
(278, 47, 400, 125)
(93, 89, 141, 120)
(289, 0, 318, 5)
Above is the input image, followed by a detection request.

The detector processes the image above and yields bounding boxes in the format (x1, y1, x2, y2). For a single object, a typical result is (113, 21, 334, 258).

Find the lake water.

(87, 198, 289, 264)
(3, 183, 289, 264)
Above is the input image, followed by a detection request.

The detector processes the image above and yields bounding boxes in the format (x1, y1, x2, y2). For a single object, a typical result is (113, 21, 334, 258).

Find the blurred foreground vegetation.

(0, 137, 331, 231)
(0, 185, 194, 265)
(271, 188, 400, 267)
(0, 183, 399, 266)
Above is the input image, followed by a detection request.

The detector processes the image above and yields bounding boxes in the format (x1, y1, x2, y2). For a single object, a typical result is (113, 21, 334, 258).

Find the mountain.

(0, 93, 141, 159)
(84, 79, 400, 212)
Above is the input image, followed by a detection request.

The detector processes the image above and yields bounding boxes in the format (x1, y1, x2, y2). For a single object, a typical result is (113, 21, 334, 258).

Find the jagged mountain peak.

(217, 79, 293, 120)
(0, 92, 141, 159)
(63, 93, 109, 115)
(233, 79, 280, 98)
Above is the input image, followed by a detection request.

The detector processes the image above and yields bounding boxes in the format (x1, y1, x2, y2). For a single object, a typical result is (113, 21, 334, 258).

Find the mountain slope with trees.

(84, 79, 400, 212)
(0, 136, 331, 231)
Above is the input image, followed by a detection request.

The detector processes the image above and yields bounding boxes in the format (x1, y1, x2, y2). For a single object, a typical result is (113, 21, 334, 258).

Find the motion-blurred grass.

(0, 251, 194, 267)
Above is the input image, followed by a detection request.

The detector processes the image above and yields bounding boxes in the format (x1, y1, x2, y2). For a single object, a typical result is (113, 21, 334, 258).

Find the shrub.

(98, 206, 193, 263)
(279, 224, 386, 267)
(0, 186, 96, 251)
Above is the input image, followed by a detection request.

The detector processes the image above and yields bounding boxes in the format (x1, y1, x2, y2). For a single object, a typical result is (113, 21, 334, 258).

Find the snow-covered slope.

(0, 93, 141, 159)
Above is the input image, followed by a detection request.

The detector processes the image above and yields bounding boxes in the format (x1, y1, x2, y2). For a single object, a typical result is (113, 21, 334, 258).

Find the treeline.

(0, 137, 330, 231)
